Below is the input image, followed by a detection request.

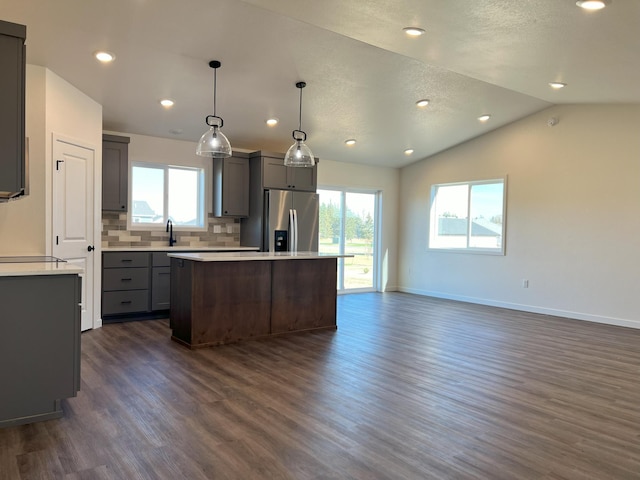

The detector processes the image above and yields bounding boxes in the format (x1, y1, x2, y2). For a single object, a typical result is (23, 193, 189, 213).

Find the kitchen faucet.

(166, 219, 176, 247)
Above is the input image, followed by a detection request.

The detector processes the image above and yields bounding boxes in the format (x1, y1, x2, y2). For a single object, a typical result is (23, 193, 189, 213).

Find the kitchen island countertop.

(167, 251, 352, 262)
(103, 246, 260, 252)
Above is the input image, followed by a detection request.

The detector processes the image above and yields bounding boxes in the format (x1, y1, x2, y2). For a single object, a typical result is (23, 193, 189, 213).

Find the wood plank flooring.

(1, 292, 639, 479)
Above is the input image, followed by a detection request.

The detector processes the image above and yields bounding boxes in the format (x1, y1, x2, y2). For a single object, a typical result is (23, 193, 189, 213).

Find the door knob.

(87, 245, 95, 252)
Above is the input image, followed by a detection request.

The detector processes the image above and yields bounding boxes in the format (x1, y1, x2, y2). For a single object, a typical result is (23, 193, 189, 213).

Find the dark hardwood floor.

(1, 293, 639, 479)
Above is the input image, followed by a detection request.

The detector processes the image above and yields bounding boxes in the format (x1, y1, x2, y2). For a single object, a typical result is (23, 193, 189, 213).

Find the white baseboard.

(398, 287, 640, 330)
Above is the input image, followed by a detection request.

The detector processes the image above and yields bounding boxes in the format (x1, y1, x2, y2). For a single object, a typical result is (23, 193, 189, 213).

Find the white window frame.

(128, 160, 208, 231)
(428, 177, 507, 255)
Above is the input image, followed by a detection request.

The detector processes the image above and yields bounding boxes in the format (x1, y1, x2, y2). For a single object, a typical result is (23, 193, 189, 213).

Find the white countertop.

(103, 246, 260, 252)
(0, 262, 84, 277)
(167, 251, 352, 262)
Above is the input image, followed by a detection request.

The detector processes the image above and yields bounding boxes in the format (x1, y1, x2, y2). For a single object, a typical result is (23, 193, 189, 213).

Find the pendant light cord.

(298, 86, 303, 131)
(213, 67, 217, 118)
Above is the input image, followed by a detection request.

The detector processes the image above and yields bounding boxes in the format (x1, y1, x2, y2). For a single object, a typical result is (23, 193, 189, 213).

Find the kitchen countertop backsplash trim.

(102, 212, 242, 249)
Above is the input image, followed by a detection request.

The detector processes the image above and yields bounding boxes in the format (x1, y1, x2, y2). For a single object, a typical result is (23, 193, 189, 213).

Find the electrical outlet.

(213, 225, 221, 233)
(522, 279, 529, 288)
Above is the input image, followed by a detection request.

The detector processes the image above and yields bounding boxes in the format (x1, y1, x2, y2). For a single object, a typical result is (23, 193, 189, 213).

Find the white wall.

(0, 65, 102, 256)
(398, 104, 640, 328)
(318, 159, 400, 292)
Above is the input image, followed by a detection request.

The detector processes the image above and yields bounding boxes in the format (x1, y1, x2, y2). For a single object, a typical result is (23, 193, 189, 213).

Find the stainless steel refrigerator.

(263, 190, 319, 252)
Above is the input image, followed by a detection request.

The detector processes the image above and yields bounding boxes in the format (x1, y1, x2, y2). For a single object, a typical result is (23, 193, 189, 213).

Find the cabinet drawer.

(102, 290, 149, 315)
(152, 252, 171, 267)
(103, 267, 149, 291)
(103, 252, 149, 268)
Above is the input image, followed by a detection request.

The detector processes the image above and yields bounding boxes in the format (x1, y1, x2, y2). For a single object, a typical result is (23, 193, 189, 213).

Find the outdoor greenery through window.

(318, 189, 378, 291)
(130, 162, 205, 228)
(429, 178, 505, 253)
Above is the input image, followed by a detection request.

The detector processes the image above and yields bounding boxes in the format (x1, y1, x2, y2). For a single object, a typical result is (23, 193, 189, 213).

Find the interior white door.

(52, 137, 95, 331)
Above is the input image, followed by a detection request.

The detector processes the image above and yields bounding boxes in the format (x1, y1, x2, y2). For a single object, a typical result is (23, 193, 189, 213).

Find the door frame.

(46, 132, 102, 329)
(317, 187, 381, 293)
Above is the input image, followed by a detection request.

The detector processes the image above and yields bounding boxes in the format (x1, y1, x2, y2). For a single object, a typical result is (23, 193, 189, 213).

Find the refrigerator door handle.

(293, 209, 299, 252)
(289, 209, 295, 252)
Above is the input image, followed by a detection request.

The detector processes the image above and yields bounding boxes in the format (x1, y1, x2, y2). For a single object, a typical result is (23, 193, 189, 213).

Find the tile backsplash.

(101, 212, 241, 248)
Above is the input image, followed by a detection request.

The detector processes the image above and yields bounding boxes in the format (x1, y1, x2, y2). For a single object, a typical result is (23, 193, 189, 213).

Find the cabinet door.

(289, 164, 317, 192)
(221, 156, 249, 216)
(151, 266, 171, 310)
(102, 135, 129, 211)
(262, 156, 317, 191)
(0, 22, 26, 198)
(262, 157, 290, 189)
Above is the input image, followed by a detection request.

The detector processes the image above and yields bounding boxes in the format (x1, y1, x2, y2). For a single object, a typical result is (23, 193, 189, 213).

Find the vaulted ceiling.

(2, 0, 638, 167)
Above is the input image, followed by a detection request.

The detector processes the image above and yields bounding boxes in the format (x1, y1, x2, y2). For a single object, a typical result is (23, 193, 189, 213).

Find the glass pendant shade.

(284, 81, 314, 167)
(196, 125, 231, 158)
(284, 139, 315, 167)
(196, 60, 232, 158)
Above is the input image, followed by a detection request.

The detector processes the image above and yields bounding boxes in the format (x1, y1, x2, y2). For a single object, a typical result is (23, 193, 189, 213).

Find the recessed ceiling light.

(94, 51, 115, 63)
(403, 27, 425, 37)
(416, 99, 430, 108)
(549, 82, 567, 89)
(169, 129, 183, 135)
(404, 149, 414, 155)
(345, 139, 357, 146)
(160, 99, 174, 108)
(478, 114, 491, 122)
(576, 0, 610, 10)
(266, 118, 279, 127)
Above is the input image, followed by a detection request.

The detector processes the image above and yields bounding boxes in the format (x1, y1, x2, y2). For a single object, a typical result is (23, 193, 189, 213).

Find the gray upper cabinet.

(102, 134, 130, 211)
(213, 152, 250, 217)
(253, 151, 317, 192)
(0, 20, 26, 202)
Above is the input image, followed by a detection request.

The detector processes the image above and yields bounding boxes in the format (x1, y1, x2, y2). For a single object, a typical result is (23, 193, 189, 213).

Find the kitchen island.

(167, 251, 350, 348)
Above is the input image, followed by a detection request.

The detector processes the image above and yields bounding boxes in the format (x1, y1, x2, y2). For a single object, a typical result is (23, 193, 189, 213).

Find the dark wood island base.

(169, 254, 338, 348)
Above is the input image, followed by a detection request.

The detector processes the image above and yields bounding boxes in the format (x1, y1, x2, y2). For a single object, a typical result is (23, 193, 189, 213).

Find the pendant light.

(284, 81, 315, 167)
(196, 60, 232, 158)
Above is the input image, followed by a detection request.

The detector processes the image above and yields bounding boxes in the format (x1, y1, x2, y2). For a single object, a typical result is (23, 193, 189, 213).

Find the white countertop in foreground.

(167, 251, 352, 262)
(0, 262, 84, 277)
(103, 246, 260, 252)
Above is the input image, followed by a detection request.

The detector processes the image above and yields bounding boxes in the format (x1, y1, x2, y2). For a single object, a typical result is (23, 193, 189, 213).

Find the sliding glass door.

(318, 188, 379, 292)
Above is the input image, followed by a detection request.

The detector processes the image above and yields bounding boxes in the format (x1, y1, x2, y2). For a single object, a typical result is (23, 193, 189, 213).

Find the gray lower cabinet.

(102, 250, 254, 321)
(102, 252, 150, 317)
(151, 252, 171, 310)
(0, 273, 81, 427)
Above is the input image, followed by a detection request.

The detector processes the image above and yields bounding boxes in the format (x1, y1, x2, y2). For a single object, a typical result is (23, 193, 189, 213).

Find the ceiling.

(1, 0, 638, 168)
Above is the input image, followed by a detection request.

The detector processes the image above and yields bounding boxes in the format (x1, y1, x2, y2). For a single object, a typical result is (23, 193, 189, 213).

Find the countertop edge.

(167, 252, 353, 262)
(102, 246, 260, 252)
(0, 264, 84, 277)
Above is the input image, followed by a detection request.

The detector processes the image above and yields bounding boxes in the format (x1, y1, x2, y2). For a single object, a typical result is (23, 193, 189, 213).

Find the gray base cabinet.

(103, 250, 251, 322)
(0, 274, 81, 428)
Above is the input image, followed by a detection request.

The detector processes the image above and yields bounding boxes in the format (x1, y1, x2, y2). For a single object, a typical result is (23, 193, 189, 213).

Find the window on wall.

(129, 162, 206, 229)
(428, 178, 506, 254)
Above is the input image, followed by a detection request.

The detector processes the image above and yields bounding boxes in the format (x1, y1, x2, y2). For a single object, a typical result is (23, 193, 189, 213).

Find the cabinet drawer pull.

(120, 300, 132, 304)
(121, 259, 133, 263)
(121, 278, 132, 281)
(158, 272, 170, 276)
